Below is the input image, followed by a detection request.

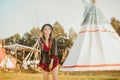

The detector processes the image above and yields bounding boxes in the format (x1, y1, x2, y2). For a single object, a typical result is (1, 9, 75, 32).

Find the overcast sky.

(0, 0, 120, 39)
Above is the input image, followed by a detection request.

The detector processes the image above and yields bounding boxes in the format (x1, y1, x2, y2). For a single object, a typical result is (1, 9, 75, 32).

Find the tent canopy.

(4, 44, 34, 52)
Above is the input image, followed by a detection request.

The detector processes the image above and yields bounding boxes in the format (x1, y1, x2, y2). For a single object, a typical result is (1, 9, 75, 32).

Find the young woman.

(38, 24, 59, 80)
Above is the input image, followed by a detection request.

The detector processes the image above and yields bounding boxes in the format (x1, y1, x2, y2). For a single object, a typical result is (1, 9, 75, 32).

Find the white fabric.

(61, 28, 120, 71)
(0, 56, 15, 68)
(61, 1, 120, 71)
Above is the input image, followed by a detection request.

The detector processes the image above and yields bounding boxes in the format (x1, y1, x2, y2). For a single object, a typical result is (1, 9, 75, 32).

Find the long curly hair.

(40, 24, 54, 55)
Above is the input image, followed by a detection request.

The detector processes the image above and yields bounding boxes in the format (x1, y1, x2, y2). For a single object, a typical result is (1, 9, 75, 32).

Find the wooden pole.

(15, 49, 17, 70)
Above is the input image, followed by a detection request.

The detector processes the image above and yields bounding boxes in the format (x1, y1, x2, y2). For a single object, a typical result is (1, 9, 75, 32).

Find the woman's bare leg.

(52, 65, 58, 80)
(42, 70, 49, 80)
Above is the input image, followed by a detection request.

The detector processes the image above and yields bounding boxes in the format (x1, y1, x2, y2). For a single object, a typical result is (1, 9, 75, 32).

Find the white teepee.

(61, 0, 120, 71)
(0, 47, 16, 69)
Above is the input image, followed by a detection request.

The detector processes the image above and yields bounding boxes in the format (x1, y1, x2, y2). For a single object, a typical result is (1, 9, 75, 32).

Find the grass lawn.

(0, 70, 120, 80)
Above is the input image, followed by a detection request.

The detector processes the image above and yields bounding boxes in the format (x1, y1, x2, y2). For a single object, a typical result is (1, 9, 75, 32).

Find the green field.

(0, 70, 120, 80)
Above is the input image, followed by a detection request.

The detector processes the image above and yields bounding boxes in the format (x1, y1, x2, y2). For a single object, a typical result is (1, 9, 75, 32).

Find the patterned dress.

(38, 37, 59, 72)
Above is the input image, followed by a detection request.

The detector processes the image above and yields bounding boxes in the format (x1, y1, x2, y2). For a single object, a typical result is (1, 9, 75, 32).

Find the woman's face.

(43, 26, 52, 37)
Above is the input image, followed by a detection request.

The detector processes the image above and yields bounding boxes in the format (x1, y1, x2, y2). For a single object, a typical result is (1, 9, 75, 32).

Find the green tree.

(30, 27, 41, 40)
(21, 27, 41, 47)
(5, 33, 21, 45)
(68, 27, 77, 45)
(53, 22, 73, 63)
(111, 17, 120, 36)
(21, 32, 31, 46)
(53, 21, 67, 38)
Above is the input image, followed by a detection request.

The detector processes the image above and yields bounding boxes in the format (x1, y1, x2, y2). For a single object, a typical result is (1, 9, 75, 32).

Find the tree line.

(4, 18, 120, 64)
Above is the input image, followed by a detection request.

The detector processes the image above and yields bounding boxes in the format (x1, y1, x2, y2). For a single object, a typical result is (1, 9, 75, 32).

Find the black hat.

(41, 24, 53, 31)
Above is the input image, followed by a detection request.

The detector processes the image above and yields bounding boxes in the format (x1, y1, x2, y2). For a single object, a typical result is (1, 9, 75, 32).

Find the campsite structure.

(61, 0, 120, 71)
(0, 41, 39, 71)
(0, 44, 16, 69)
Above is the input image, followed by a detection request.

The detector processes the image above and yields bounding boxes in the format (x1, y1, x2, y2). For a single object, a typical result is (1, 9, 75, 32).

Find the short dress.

(38, 38, 59, 72)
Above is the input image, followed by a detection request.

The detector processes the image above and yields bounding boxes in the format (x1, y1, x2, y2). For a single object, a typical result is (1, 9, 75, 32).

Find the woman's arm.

(51, 38, 57, 57)
(49, 38, 58, 70)
(49, 59, 54, 70)
(38, 37, 44, 51)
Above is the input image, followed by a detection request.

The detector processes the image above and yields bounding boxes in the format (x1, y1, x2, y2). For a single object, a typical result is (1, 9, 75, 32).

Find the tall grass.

(0, 70, 120, 80)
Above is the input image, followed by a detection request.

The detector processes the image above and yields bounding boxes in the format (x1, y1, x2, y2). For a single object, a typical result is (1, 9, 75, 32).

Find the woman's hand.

(49, 59, 54, 70)
(49, 63, 53, 70)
